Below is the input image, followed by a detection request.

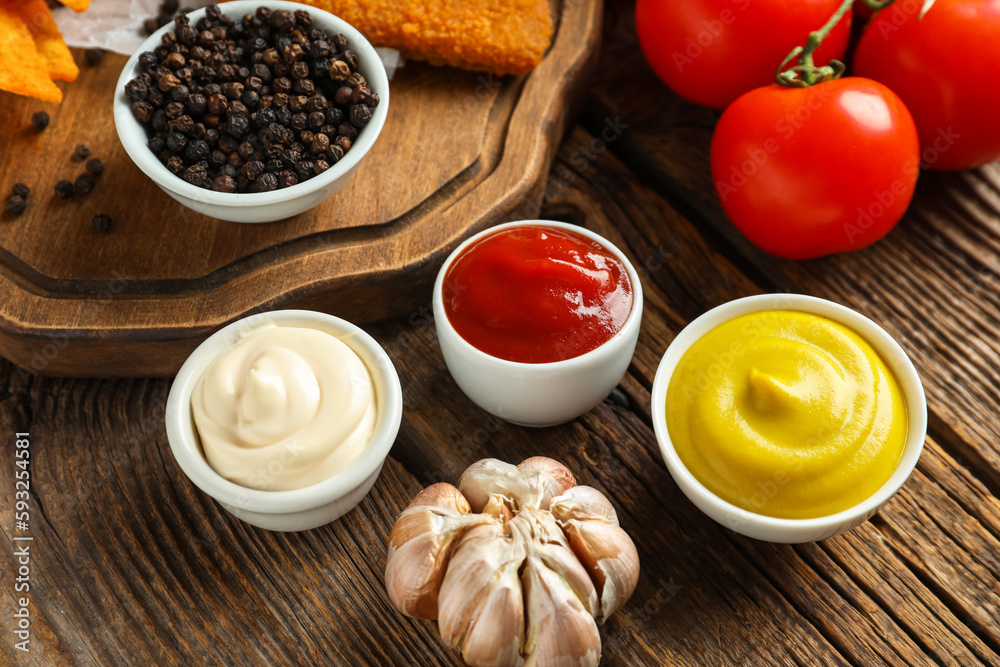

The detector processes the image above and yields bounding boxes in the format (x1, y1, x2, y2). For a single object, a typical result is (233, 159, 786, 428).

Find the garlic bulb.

(385, 457, 640, 667)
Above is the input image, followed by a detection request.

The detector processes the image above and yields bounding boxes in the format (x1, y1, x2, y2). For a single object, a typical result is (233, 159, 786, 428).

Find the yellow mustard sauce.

(666, 310, 907, 519)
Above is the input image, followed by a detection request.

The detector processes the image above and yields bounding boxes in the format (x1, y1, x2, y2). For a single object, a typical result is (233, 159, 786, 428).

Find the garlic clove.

(438, 522, 527, 663)
(550, 485, 618, 524)
(458, 559, 526, 667)
(551, 487, 639, 623)
(516, 457, 577, 510)
(385, 484, 491, 619)
(521, 554, 602, 667)
(512, 509, 599, 618)
(458, 459, 521, 513)
(560, 519, 639, 623)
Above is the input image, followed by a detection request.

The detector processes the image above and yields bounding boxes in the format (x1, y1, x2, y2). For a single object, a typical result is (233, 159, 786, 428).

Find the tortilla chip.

(59, 0, 89, 12)
(0, 4, 61, 102)
(13, 0, 79, 82)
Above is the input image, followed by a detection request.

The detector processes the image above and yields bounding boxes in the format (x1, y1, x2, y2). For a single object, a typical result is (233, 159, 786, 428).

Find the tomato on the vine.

(854, 0, 1000, 170)
(710, 77, 920, 259)
(634, 0, 852, 109)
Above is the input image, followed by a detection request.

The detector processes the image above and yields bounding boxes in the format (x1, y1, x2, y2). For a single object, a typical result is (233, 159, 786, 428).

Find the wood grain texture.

(4, 120, 999, 666)
(0, 0, 601, 377)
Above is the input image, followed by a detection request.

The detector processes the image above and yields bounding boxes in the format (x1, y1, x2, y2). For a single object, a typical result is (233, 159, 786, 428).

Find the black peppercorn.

(224, 81, 244, 100)
(166, 155, 185, 173)
(182, 163, 210, 187)
(211, 175, 237, 192)
(307, 110, 325, 130)
(241, 90, 260, 109)
(184, 139, 210, 162)
(85, 49, 104, 66)
(86, 158, 104, 176)
(12, 183, 30, 199)
(349, 104, 372, 128)
(148, 136, 166, 153)
(208, 150, 228, 168)
(333, 86, 352, 107)
(337, 122, 358, 140)
(273, 76, 291, 94)
(125, 77, 149, 102)
(253, 107, 277, 128)
(345, 72, 366, 89)
(277, 170, 298, 188)
(242, 160, 265, 180)
(6, 196, 26, 214)
(313, 159, 330, 175)
(54, 180, 74, 199)
(164, 51, 186, 69)
(170, 85, 190, 102)
(143, 18, 160, 35)
(31, 111, 50, 132)
(132, 101, 154, 123)
(249, 172, 278, 192)
(91, 214, 112, 232)
(165, 101, 185, 119)
(74, 173, 96, 194)
(324, 107, 344, 126)
(207, 92, 228, 114)
(186, 93, 207, 116)
(325, 144, 344, 164)
(151, 108, 168, 131)
(328, 60, 350, 81)
(350, 85, 370, 106)
(166, 131, 188, 152)
(173, 114, 195, 133)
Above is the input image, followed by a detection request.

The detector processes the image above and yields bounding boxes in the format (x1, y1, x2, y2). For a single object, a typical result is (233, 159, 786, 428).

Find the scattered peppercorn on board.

(0, 0, 600, 377)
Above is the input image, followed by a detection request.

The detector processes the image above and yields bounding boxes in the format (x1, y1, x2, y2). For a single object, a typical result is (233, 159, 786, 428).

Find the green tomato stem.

(775, 0, 897, 88)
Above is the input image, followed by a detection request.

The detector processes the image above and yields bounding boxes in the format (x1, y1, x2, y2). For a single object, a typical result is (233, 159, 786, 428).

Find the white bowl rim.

(113, 0, 390, 209)
(650, 293, 927, 533)
(432, 219, 645, 371)
(165, 309, 402, 514)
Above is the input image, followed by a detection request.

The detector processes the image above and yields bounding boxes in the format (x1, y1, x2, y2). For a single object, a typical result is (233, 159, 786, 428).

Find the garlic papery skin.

(385, 484, 492, 619)
(551, 486, 640, 622)
(384, 457, 640, 667)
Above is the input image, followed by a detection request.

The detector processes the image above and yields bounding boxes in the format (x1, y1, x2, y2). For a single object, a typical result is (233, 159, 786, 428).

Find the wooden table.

(4, 1, 1000, 664)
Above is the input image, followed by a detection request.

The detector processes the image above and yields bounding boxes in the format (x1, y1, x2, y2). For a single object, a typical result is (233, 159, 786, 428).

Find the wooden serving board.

(0, 0, 601, 377)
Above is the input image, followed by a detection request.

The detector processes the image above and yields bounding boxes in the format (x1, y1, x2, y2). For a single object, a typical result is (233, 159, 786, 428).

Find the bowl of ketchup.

(433, 220, 643, 427)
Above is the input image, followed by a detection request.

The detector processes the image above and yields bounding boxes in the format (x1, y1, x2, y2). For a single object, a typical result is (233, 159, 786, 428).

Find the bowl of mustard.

(651, 293, 927, 543)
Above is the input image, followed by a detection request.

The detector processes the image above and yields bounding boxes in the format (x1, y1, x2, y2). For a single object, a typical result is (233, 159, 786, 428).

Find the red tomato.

(710, 78, 920, 259)
(634, 0, 852, 109)
(854, 0, 1000, 170)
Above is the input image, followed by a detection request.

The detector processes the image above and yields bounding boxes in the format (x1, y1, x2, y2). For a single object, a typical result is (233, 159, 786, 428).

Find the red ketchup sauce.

(442, 225, 634, 363)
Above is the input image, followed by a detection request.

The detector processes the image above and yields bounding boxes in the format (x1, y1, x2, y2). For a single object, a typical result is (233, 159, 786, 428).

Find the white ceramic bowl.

(114, 0, 389, 223)
(165, 309, 402, 531)
(433, 220, 644, 428)
(650, 294, 927, 543)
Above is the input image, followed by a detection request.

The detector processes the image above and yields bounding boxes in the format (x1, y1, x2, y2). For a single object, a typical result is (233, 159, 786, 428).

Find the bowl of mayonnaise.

(165, 309, 402, 531)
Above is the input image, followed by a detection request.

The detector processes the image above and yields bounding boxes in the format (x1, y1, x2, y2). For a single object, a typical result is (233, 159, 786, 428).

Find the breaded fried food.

(295, 0, 554, 75)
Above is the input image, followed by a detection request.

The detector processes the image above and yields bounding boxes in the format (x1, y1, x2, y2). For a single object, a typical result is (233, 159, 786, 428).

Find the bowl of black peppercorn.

(114, 0, 389, 223)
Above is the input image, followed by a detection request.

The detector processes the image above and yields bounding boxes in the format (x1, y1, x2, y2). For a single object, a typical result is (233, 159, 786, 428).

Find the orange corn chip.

(13, 0, 79, 82)
(59, 0, 89, 12)
(0, 3, 61, 102)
